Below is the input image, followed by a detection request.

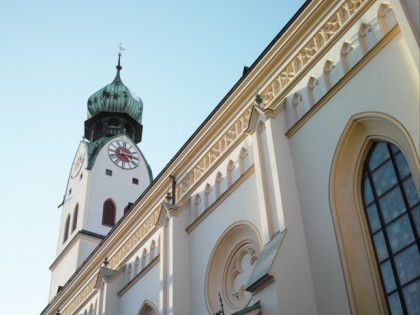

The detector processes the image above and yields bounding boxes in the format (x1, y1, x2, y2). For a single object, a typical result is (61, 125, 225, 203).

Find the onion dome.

(87, 54, 143, 124)
(84, 52, 144, 144)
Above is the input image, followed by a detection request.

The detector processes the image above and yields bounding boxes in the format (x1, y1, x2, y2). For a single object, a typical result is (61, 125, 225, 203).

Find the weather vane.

(117, 42, 126, 56)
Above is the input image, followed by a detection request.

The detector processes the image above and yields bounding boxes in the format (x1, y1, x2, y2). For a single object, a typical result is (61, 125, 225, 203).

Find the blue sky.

(0, 1, 305, 313)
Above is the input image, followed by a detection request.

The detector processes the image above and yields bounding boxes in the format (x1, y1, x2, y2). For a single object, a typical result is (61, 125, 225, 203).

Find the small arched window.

(102, 199, 116, 227)
(63, 214, 70, 243)
(72, 203, 79, 232)
(362, 142, 420, 315)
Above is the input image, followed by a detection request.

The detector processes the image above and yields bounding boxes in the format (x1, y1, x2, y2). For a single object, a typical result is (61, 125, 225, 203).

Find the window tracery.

(206, 222, 261, 314)
(224, 241, 258, 309)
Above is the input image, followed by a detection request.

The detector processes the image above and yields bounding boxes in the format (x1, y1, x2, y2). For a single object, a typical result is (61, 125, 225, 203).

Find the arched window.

(72, 203, 79, 232)
(102, 199, 116, 227)
(362, 141, 419, 315)
(63, 214, 70, 243)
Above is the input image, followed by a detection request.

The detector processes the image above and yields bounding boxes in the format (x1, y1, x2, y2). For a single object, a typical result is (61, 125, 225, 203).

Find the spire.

(113, 43, 125, 84)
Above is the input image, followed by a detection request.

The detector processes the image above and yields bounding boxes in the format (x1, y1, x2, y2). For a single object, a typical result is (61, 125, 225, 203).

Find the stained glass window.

(362, 142, 420, 314)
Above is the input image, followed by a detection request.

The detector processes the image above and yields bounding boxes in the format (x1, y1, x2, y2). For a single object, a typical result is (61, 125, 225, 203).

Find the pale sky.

(0, 1, 306, 313)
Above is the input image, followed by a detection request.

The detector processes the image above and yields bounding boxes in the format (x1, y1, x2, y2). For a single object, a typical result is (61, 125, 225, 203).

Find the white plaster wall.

(188, 173, 262, 314)
(119, 263, 160, 315)
(57, 141, 89, 255)
(102, 271, 124, 315)
(252, 282, 280, 315)
(86, 135, 151, 236)
(289, 33, 419, 315)
(169, 209, 191, 315)
(77, 238, 102, 268)
(263, 113, 318, 314)
(49, 241, 80, 300)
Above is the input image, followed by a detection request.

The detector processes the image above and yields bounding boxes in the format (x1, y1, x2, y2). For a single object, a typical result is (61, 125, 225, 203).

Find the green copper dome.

(87, 57, 143, 124)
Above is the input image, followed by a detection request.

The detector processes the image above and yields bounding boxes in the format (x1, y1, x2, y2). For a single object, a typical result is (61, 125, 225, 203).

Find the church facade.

(42, 1, 419, 314)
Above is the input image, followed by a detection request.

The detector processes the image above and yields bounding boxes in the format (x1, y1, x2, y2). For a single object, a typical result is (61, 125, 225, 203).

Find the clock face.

(108, 140, 139, 169)
(71, 145, 86, 178)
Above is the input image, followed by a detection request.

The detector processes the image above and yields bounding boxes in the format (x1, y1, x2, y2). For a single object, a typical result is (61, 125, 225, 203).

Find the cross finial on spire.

(115, 42, 125, 74)
(117, 42, 126, 57)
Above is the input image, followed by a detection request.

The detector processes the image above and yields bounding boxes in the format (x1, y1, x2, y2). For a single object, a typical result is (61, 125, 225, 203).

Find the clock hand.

(119, 150, 133, 161)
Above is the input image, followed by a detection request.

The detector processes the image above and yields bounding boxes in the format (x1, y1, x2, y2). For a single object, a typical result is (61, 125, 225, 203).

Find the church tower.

(48, 52, 152, 301)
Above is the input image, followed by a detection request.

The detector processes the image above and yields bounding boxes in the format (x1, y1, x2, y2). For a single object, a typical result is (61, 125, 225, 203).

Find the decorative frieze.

(261, 0, 367, 107)
(109, 208, 160, 269)
(176, 107, 252, 200)
(62, 277, 96, 315)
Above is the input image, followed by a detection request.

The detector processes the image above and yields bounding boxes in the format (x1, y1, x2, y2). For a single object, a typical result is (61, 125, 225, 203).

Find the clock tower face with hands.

(108, 139, 139, 169)
(49, 52, 153, 301)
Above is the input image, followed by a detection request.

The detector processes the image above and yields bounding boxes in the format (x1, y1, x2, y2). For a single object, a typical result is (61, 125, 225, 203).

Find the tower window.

(72, 204, 79, 232)
(80, 173, 83, 180)
(132, 178, 139, 185)
(106, 169, 112, 176)
(362, 142, 420, 315)
(102, 199, 116, 227)
(63, 214, 70, 243)
(69, 189, 72, 195)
